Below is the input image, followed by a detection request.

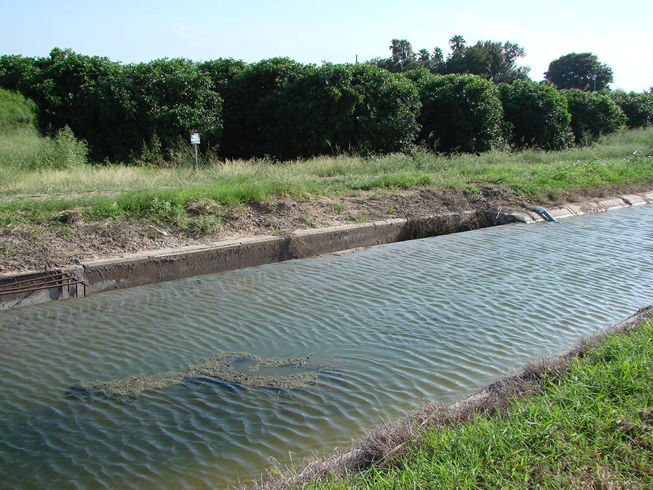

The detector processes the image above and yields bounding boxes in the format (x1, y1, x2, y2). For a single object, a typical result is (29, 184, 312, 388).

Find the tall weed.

(0, 125, 87, 171)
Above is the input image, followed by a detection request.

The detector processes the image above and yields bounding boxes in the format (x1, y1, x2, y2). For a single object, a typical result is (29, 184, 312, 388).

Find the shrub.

(220, 58, 307, 159)
(499, 81, 573, 150)
(417, 73, 504, 153)
(220, 61, 421, 160)
(197, 58, 247, 95)
(607, 90, 653, 128)
(344, 65, 420, 155)
(563, 89, 626, 144)
(0, 55, 39, 98)
(275, 64, 420, 159)
(1, 50, 223, 164)
(127, 59, 223, 161)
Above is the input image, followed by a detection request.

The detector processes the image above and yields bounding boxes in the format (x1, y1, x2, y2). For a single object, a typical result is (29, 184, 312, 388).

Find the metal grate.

(0, 270, 87, 299)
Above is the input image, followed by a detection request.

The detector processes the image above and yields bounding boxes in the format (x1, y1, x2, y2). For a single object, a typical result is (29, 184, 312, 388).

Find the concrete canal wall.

(2, 193, 652, 310)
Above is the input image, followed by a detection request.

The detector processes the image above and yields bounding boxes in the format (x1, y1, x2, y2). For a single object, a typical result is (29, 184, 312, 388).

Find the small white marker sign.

(190, 133, 200, 145)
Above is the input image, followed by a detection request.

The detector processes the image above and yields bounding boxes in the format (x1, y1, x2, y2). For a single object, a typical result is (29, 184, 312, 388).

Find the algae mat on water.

(69, 352, 329, 399)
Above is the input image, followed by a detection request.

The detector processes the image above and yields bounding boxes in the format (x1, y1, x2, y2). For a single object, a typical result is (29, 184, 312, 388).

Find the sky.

(1, 0, 651, 92)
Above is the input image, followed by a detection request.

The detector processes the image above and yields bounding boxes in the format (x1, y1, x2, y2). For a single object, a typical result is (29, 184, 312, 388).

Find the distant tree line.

(370, 36, 531, 84)
(0, 41, 651, 164)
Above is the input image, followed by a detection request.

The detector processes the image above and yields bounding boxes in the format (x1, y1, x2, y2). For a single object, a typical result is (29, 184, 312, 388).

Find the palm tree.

(448, 35, 466, 53)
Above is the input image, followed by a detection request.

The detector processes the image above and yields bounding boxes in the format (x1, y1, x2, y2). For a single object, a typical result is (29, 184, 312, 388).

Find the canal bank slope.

(1, 188, 652, 309)
(260, 306, 653, 488)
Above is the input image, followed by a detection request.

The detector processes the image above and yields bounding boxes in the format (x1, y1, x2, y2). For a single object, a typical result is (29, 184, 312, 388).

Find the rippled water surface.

(1, 205, 652, 488)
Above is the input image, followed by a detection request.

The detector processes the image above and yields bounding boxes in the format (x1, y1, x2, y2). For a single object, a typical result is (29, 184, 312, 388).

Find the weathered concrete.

(529, 195, 646, 222)
(83, 235, 289, 295)
(1, 193, 651, 310)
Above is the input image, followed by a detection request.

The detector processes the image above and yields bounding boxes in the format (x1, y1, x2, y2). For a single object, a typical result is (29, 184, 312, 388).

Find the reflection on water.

(1, 205, 652, 488)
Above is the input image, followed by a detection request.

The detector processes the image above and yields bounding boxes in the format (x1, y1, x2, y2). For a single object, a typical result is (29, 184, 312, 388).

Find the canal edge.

(2, 192, 652, 310)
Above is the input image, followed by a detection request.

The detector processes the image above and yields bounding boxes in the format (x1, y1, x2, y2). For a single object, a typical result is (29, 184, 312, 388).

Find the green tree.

(390, 39, 415, 64)
(417, 49, 431, 64)
(607, 89, 653, 128)
(197, 58, 247, 95)
(127, 58, 223, 159)
(227, 63, 421, 160)
(0, 55, 39, 95)
(417, 73, 505, 153)
(499, 80, 573, 150)
(439, 40, 530, 83)
(220, 58, 306, 158)
(545, 52, 613, 91)
(477, 41, 530, 83)
(448, 35, 467, 53)
(431, 47, 444, 65)
(563, 89, 626, 143)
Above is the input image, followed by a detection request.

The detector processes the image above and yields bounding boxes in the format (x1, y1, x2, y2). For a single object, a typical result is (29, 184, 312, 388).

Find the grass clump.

(297, 311, 653, 489)
(0, 89, 36, 130)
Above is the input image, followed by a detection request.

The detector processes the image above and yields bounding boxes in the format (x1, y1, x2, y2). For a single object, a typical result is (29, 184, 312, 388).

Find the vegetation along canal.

(0, 204, 652, 488)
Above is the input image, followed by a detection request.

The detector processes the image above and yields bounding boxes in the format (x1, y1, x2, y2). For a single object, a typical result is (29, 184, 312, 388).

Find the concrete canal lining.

(1, 193, 652, 310)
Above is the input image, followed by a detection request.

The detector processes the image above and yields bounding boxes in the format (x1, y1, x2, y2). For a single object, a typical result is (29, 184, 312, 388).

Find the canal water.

(1, 205, 652, 488)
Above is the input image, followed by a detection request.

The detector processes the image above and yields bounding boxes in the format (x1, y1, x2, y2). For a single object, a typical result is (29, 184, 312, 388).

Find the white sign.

(190, 133, 200, 145)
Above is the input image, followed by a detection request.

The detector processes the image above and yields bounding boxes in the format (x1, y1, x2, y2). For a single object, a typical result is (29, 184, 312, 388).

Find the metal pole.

(193, 143, 198, 171)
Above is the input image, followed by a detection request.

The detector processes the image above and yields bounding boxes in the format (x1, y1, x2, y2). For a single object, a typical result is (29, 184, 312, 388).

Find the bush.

(563, 89, 626, 144)
(220, 58, 306, 159)
(0, 88, 36, 130)
(417, 73, 504, 153)
(273, 64, 421, 159)
(607, 90, 653, 128)
(345, 65, 421, 155)
(499, 81, 573, 150)
(1, 50, 224, 164)
(0, 125, 88, 170)
(125, 59, 222, 163)
(197, 58, 247, 96)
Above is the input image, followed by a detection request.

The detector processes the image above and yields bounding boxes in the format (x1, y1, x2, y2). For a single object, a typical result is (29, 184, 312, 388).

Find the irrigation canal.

(1, 204, 652, 488)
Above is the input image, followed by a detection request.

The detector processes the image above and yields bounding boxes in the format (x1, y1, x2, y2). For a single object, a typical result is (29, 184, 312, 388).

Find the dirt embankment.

(0, 184, 649, 275)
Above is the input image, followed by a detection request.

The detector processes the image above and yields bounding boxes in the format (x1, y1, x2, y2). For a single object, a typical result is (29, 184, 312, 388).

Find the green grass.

(313, 316, 653, 488)
(0, 88, 88, 173)
(0, 89, 36, 130)
(1, 127, 652, 227)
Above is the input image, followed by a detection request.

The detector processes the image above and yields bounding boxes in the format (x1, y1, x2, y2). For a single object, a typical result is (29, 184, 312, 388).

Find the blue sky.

(1, 0, 651, 91)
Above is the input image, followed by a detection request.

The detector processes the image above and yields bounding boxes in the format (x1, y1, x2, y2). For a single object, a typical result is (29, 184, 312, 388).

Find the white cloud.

(170, 23, 189, 41)
(169, 23, 202, 48)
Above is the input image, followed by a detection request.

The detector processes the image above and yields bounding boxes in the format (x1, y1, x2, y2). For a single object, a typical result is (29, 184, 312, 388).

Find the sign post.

(190, 132, 200, 171)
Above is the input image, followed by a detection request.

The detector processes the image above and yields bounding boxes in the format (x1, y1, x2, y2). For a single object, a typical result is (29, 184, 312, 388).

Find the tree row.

(0, 47, 651, 164)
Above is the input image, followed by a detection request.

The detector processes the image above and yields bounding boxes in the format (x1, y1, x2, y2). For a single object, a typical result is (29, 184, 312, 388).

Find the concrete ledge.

(1, 193, 651, 310)
(621, 194, 649, 206)
(83, 235, 289, 295)
(530, 195, 644, 223)
(289, 219, 407, 258)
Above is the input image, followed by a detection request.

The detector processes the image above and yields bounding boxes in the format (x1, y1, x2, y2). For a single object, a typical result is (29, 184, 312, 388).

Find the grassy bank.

(1, 128, 652, 227)
(268, 309, 653, 488)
